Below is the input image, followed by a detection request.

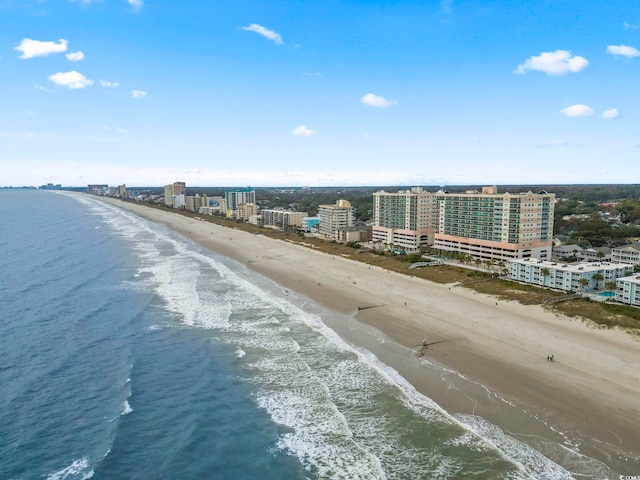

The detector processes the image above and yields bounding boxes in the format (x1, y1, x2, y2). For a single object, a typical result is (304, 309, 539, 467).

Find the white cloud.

(515, 50, 588, 75)
(126, 0, 143, 11)
(66, 51, 85, 61)
(48, 71, 94, 89)
(360, 93, 396, 108)
(607, 44, 640, 58)
(291, 125, 317, 137)
(623, 21, 638, 30)
(560, 104, 594, 117)
(15, 38, 68, 59)
(241, 24, 283, 45)
(32, 83, 50, 92)
(100, 80, 119, 88)
(602, 108, 620, 119)
(303, 72, 323, 77)
(131, 90, 147, 99)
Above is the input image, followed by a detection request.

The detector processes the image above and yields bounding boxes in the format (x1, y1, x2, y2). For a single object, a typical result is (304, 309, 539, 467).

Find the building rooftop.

(614, 243, 640, 252)
(618, 275, 640, 285)
(512, 258, 633, 273)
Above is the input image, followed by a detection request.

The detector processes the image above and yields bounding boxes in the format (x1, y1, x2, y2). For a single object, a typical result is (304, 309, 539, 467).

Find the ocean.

(0, 190, 608, 479)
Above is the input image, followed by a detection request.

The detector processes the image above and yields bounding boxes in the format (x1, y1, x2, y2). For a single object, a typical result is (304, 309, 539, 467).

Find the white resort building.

(508, 259, 634, 293)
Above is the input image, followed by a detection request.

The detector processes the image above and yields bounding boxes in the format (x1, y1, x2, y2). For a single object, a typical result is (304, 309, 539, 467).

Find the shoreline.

(97, 197, 640, 476)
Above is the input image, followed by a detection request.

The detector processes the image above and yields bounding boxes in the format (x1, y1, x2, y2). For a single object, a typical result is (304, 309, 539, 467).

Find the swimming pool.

(598, 291, 616, 297)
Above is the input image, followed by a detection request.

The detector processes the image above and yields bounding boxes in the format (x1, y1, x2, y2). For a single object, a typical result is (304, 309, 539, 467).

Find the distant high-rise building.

(225, 188, 256, 218)
(87, 185, 108, 195)
(237, 202, 259, 220)
(186, 194, 208, 212)
(173, 182, 186, 197)
(164, 182, 186, 208)
(318, 200, 353, 240)
(164, 184, 175, 206)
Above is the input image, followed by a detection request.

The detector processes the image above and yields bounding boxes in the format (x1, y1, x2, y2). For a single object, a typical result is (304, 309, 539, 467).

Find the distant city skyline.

(1, 0, 639, 187)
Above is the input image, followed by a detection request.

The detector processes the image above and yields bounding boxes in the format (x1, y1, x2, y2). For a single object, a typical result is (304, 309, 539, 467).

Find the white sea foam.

(455, 414, 573, 479)
(122, 400, 133, 415)
(235, 348, 246, 358)
(46, 457, 92, 480)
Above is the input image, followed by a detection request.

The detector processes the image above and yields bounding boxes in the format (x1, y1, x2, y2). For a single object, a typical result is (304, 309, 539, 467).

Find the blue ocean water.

(0, 190, 596, 479)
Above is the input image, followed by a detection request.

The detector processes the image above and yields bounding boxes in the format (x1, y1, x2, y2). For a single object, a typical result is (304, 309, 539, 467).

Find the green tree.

(578, 278, 590, 292)
(592, 273, 604, 289)
(605, 281, 617, 294)
(541, 267, 550, 285)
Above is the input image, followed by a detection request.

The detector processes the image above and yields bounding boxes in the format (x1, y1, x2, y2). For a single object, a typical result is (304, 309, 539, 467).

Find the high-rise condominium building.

(372, 187, 439, 252)
(225, 188, 256, 218)
(164, 184, 174, 206)
(186, 194, 208, 212)
(164, 182, 186, 207)
(434, 186, 555, 261)
(318, 200, 354, 240)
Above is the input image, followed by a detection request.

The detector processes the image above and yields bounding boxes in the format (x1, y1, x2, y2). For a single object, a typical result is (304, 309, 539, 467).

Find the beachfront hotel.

(508, 258, 634, 293)
(318, 200, 354, 240)
(434, 187, 555, 262)
(237, 202, 258, 221)
(372, 187, 439, 252)
(186, 194, 208, 212)
(164, 182, 186, 208)
(225, 188, 256, 219)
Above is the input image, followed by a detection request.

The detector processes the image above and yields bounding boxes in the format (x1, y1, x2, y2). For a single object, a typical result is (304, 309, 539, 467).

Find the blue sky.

(1, 0, 639, 187)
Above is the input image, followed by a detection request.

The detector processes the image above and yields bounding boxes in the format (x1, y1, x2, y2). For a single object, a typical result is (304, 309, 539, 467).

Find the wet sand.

(99, 198, 640, 476)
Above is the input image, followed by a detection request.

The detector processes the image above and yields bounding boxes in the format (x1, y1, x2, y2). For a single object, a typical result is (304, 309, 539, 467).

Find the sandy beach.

(100, 198, 640, 476)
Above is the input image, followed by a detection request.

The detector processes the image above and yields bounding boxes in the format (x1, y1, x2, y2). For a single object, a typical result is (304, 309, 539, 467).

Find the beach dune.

(101, 198, 640, 475)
